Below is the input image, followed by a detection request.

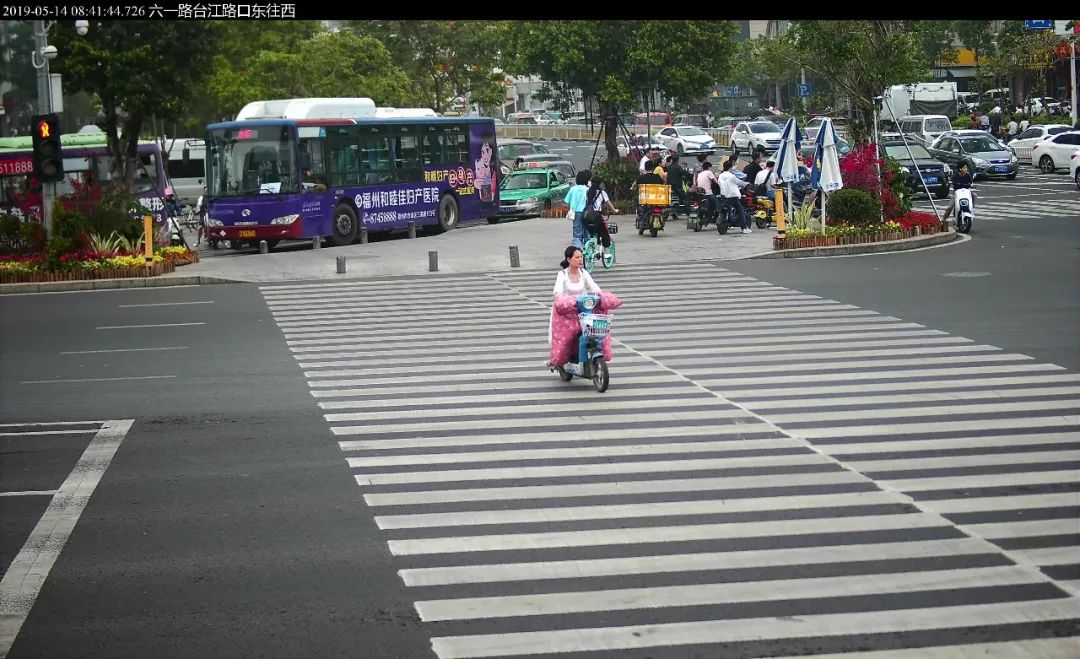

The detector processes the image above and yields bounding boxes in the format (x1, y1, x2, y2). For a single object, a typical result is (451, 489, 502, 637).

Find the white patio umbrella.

(773, 117, 803, 219)
(809, 117, 844, 231)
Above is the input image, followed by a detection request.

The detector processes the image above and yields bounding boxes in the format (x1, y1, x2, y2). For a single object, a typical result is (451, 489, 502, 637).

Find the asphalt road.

(0, 285, 430, 658)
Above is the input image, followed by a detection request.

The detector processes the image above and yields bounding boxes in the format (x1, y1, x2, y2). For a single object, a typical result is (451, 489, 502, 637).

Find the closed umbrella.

(809, 118, 844, 231)
(773, 117, 803, 219)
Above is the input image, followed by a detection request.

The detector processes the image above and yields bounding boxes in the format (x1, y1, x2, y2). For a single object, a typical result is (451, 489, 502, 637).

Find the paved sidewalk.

(176, 215, 776, 283)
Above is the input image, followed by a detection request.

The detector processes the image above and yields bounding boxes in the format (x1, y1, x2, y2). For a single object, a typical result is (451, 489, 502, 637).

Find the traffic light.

(31, 113, 64, 182)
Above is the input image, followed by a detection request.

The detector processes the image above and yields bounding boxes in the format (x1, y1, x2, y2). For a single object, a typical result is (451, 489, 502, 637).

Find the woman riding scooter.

(941, 161, 973, 226)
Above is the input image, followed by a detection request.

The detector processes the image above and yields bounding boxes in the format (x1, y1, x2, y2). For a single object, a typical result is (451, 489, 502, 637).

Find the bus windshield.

(206, 125, 298, 197)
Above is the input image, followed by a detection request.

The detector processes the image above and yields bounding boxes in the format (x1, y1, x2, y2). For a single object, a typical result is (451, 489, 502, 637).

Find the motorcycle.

(745, 187, 775, 229)
(551, 293, 617, 393)
(954, 187, 975, 234)
(686, 188, 719, 232)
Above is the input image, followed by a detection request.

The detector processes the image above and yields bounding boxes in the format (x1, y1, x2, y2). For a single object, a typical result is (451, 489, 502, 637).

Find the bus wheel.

(437, 194, 459, 232)
(329, 204, 358, 246)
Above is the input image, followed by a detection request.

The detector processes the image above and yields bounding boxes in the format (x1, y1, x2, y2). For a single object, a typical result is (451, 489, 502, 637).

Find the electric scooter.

(553, 293, 614, 393)
(954, 187, 974, 234)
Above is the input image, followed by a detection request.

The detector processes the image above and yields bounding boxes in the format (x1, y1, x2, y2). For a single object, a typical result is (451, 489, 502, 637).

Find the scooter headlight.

(581, 295, 597, 310)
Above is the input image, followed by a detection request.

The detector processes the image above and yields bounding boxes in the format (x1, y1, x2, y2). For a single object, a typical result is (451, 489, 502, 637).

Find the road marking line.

(0, 430, 98, 436)
(0, 419, 133, 659)
(61, 346, 189, 355)
(0, 421, 105, 427)
(0, 490, 58, 497)
(117, 301, 215, 308)
(21, 375, 176, 384)
(96, 322, 205, 330)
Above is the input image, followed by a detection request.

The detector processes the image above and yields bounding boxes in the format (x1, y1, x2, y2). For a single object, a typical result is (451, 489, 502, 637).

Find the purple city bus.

(203, 106, 500, 248)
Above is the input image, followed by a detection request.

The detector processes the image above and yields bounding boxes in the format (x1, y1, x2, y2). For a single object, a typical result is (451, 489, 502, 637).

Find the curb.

(746, 231, 961, 259)
(0, 275, 243, 295)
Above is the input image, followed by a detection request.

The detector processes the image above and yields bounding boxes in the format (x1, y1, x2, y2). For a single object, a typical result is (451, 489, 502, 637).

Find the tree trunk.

(599, 99, 619, 163)
(122, 111, 143, 192)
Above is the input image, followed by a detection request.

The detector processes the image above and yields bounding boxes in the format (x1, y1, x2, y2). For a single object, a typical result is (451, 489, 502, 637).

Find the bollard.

(915, 225, 922, 236)
(408, 221, 417, 239)
(428, 250, 438, 272)
(336, 255, 346, 274)
(774, 189, 786, 241)
(259, 240, 268, 254)
(509, 245, 520, 268)
(360, 226, 368, 244)
(312, 236, 321, 250)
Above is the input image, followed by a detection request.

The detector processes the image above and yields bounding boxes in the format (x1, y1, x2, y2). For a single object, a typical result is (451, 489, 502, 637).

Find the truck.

(882, 82, 959, 121)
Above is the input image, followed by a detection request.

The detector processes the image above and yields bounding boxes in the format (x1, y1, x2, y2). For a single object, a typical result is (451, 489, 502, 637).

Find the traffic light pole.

(33, 20, 56, 238)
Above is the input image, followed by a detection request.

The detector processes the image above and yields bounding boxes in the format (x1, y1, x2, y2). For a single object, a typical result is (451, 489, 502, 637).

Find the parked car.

(730, 121, 783, 153)
(897, 115, 953, 147)
(565, 111, 589, 124)
(1030, 131, 1080, 173)
(928, 133, 1018, 179)
(879, 141, 951, 199)
(536, 111, 566, 125)
(532, 142, 552, 154)
(805, 116, 850, 142)
(497, 167, 571, 218)
(506, 112, 538, 125)
(616, 136, 669, 160)
(1007, 124, 1073, 164)
(673, 114, 710, 128)
(633, 111, 673, 127)
(800, 138, 853, 163)
(656, 126, 716, 155)
(516, 153, 564, 167)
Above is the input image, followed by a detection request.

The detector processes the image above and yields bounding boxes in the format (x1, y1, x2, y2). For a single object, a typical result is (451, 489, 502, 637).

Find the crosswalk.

(261, 264, 1080, 658)
(911, 196, 1078, 222)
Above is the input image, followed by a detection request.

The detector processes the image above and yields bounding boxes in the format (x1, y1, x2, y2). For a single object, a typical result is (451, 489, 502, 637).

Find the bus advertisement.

(0, 133, 171, 224)
(203, 110, 500, 248)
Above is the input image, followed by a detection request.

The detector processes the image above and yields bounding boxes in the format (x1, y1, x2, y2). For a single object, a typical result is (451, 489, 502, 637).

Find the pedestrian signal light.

(31, 113, 64, 183)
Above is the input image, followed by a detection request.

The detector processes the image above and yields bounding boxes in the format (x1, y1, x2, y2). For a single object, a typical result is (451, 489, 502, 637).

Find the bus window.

(391, 125, 422, 183)
(422, 127, 444, 166)
(324, 127, 360, 187)
(445, 125, 468, 165)
(359, 126, 391, 184)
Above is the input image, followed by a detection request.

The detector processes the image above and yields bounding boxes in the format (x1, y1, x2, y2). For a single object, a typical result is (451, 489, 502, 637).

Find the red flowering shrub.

(838, 143, 911, 220)
(895, 211, 941, 230)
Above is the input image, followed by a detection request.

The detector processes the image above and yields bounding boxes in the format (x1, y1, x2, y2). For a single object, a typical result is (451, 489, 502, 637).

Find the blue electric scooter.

(554, 293, 613, 393)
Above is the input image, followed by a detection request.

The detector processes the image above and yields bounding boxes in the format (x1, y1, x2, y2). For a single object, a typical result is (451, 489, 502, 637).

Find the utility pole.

(33, 20, 56, 238)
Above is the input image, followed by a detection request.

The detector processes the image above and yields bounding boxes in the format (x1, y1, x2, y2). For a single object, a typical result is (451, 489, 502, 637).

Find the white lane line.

(61, 346, 189, 355)
(0, 419, 133, 659)
(415, 565, 1039, 621)
(927, 493, 1080, 514)
(96, 322, 205, 330)
(0, 490, 58, 497)
(740, 637, 1080, 659)
(116, 301, 215, 308)
(0, 430, 98, 436)
(21, 375, 177, 385)
(0, 421, 105, 428)
(399, 537, 992, 587)
(881, 469, 1080, 492)
(428, 600, 1080, 658)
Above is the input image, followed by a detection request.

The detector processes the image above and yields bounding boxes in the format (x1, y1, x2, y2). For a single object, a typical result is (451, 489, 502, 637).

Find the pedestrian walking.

(564, 169, 591, 248)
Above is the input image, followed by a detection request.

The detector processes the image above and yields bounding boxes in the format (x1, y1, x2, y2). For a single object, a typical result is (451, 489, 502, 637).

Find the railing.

(498, 124, 734, 148)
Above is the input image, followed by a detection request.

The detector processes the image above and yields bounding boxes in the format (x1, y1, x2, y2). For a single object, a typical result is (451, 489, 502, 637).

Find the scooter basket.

(579, 313, 613, 339)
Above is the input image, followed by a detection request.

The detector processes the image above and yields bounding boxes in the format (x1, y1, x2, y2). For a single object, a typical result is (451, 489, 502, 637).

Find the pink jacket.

(549, 291, 623, 367)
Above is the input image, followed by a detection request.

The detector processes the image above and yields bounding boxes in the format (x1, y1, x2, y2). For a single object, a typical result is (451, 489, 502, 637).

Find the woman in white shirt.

(549, 245, 601, 353)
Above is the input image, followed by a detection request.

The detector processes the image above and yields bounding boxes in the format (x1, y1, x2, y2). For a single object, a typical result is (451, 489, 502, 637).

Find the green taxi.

(497, 167, 571, 220)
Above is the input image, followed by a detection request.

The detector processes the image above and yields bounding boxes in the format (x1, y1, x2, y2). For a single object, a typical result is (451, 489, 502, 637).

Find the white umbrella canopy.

(774, 117, 803, 184)
(809, 118, 845, 230)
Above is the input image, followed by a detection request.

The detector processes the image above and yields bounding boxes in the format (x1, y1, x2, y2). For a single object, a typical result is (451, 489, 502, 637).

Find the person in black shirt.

(742, 151, 765, 193)
(941, 161, 973, 222)
(666, 154, 687, 209)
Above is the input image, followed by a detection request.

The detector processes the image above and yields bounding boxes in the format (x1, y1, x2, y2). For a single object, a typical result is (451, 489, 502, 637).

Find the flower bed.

(0, 247, 198, 283)
(774, 215, 946, 251)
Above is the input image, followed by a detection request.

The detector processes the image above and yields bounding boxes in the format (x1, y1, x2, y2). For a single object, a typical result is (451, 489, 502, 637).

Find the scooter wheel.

(756, 217, 770, 229)
(591, 359, 609, 393)
(557, 366, 573, 382)
(958, 217, 972, 234)
(650, 228, 658, 237)
(693, 222, 702, 232)
(718, 222, 729, 235)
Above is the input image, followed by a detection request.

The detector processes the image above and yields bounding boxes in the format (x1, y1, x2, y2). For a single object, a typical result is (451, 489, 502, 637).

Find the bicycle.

(582, 215, 617, 273)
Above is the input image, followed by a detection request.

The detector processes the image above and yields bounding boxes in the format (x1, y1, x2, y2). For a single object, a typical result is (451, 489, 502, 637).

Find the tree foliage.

(51, 20, 222, 189)
(502, 20, 739, 161)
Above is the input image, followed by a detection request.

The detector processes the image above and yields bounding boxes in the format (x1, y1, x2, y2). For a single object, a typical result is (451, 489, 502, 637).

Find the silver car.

(929, 134, 1018, 180)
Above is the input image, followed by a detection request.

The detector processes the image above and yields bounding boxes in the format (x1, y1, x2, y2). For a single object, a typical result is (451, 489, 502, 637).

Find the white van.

(164, 138, 206, 205)
(898, 115, 954, 147)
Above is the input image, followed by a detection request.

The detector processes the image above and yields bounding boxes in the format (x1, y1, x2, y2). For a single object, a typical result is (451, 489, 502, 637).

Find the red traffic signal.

(30, 113, 64, 182)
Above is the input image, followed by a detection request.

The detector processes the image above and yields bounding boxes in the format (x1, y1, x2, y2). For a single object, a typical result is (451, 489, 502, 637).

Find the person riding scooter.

(941, 161, 973, 225)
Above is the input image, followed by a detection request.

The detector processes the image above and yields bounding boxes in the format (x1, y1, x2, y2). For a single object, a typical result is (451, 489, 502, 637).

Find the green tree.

(953, 20, 997, 93)
(730, 36, 802, 113)
(502, 20, 739, 161)
(783, 21, 930, 139)
(50, 20, 222, 189)
(0, 21, 38, 137)
(347, 21, 506, 114)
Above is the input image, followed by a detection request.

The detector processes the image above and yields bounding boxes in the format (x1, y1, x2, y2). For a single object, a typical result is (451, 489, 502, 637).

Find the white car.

(656, 126, 716, 155)
(616, 136, 669, 160)
(1071, 150, 1080, 190)
(1030, 131, 1080, 173)
(1007, 124, 1073, 164)
(730, 121, 783, 153)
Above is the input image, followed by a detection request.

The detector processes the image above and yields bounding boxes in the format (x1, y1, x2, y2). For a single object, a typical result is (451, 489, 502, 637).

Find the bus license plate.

(238, 230, 256, 238)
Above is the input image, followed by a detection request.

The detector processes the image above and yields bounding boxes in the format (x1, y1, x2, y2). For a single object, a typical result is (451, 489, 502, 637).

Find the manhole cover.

(942, 272, 992, 278)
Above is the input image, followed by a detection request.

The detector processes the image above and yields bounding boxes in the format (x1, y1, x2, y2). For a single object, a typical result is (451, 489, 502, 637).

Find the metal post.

(311, 236, 321, 249)
(258, 240, 268, 254)
(336, 256, 346, 274)
(359, 226, 368, 244)
(33, 21, 55, 238)
(775, 189, 786, 241)
(428, 250, 438, 272)
(509, 245, 520, 268)
(1071, 43, 1078, 128)
(408, 221, 416, 239)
